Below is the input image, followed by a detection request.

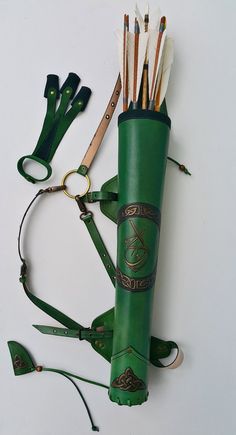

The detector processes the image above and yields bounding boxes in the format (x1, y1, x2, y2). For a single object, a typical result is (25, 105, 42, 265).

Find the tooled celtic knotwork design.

(124, 220, 148, 272)
(111, 368, 146, 392)
(13, 355, 27, 369)
(116, 267, 156, 292)
(118, 202, 161, 227)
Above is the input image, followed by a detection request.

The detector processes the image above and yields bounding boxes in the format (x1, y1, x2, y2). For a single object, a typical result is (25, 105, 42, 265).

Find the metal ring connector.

(61, 170, 91, 199)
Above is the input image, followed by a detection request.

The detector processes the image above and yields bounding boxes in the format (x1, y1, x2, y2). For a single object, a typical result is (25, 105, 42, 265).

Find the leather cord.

(18, 186, 84, 331)
(44, 371, 100, 432)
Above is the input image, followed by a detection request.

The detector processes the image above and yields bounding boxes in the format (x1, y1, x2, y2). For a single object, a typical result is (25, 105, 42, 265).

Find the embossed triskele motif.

(111, 368, 146, 392)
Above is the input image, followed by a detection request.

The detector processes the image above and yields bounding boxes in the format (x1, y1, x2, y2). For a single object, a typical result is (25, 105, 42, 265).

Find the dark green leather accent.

(150, 337, 178, 367)
(17, 155, 53, 183)
(83, 191, 118, 203)
(109, 111, 170, 405)
(118, 109, 171, 128)
(60, 72, 80, 99)
(8, 341, 35, 376)
(160, 98, 168, 115)
(77, 164, 89, 175)
(100, 175, 118, 223)
(81, 330, 113, 340)
(72, 86, 91, 111)
(81, 213, 116, 286)
(44, 74, 60, 98)
(17, 73, 91, 183)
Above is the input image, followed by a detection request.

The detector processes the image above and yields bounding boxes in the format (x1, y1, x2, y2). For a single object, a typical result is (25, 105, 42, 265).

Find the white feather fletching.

(158, 37, 174, 106)
(147, 29, 158, 77)
(135, 4, 145, 32)
(135, 3, 150, 31)
(150, 7, 161, 30)
(116, 29, 124, 87)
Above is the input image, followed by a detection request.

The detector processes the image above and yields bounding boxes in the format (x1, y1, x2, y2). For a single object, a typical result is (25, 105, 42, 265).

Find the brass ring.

(61, 170, 91, 199)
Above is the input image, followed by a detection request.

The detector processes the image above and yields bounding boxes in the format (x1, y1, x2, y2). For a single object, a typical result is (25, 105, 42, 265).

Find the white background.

(1, 1, 236, 434)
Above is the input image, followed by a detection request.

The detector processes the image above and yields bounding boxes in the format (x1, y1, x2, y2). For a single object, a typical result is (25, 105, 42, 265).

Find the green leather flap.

(150, 337, 176, 367)
(100, 175, 118, 223)
(90, 308, 177, 366)
(8, 341, 35, 376)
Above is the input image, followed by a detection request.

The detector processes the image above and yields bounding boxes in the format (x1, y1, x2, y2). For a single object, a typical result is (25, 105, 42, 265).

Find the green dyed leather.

(109, 111, 170, 406)
(17, 74, 91, 183)
(21, 274, 83, 330)
(33, 325, 113, 340)
(8, 341, 35, 376)
(83, 190, 118, 203)
(81, 213, 116, 286)
(100, 175, 119, 223)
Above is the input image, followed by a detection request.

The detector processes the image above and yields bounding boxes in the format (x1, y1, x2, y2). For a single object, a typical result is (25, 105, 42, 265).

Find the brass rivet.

(105, 114, 110, 119)
(50, 90, 55, 95)
(111, 102, 115, 107)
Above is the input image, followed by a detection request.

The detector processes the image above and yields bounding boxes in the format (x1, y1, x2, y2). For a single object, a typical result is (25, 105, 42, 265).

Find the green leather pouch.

(109, 110, 170, 405)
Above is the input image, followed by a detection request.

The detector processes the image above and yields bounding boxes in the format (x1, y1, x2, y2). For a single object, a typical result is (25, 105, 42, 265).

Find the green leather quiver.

(109, 110, 171, 406)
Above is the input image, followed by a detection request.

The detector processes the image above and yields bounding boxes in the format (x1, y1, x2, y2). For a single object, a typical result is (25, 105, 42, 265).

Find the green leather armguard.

(109, 110, 170, 406)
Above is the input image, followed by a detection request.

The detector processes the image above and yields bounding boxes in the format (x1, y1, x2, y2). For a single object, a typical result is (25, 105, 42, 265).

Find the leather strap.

(18, 188, 183, 369)
(18, 187, 116, 331)
(18, 76, 121, 330)
(75, 197, 116, 287)
(84, 191, 118, 203)
(77, 75, 121, 176)
(33, 325, 113, 340)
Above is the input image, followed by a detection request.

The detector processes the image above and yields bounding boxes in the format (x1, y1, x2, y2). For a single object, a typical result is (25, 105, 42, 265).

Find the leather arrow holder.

(109, 110, 171, 406)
